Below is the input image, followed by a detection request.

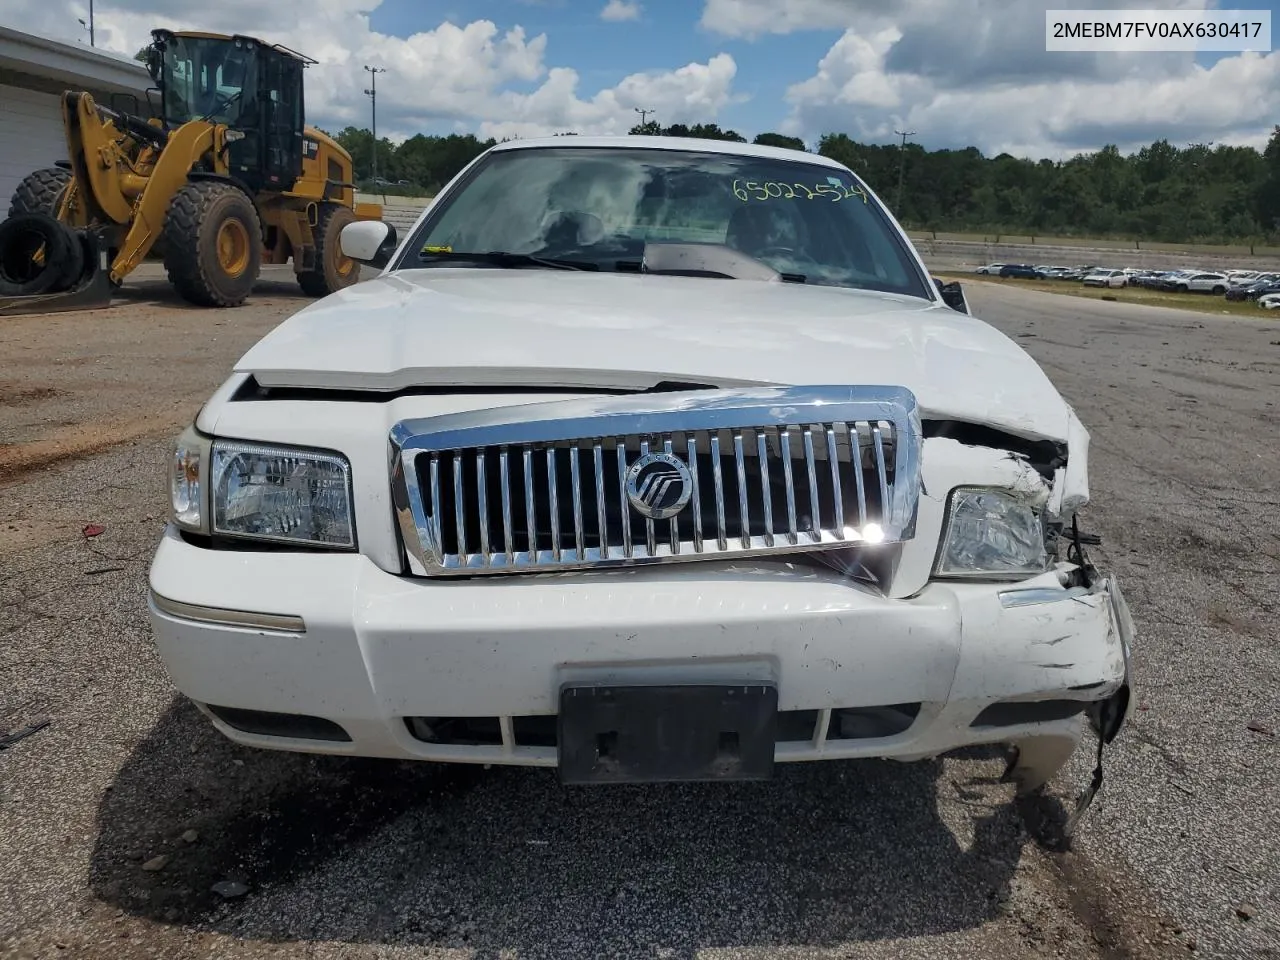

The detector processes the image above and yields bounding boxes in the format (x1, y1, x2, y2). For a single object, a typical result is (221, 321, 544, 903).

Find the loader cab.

(147, 30, 312, 193)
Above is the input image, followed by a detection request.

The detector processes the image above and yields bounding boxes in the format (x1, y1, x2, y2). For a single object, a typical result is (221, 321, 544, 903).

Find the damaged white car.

(148, 136, 1133, 814)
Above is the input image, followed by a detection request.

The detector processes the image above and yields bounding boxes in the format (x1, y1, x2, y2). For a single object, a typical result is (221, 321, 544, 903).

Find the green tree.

(753, 132, 806, 151)
(1253, 126, 1280, 233)
(323, 122, 1276, 240)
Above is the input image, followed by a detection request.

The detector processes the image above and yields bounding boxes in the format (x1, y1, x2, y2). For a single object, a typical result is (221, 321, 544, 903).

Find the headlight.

(170, 426, 210, 532)
(933, 487, 1050, 579)
(210, 440, 355, 549)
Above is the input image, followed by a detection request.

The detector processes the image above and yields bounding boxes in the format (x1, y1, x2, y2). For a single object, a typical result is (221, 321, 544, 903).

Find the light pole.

(363, 65, 386, 183)
(634, 107, 655, 128)
(894, 129, 915, 214)
(77, 0, 94, 46)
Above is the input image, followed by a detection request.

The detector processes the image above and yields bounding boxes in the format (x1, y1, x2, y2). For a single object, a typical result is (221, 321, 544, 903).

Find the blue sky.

(367, 0, 843, 139)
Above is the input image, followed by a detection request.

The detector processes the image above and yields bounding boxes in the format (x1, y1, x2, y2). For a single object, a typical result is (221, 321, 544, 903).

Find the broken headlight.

(933, 487, 1050, 579)
(169, 425, 209, 532)
(210, 440, 355, 549)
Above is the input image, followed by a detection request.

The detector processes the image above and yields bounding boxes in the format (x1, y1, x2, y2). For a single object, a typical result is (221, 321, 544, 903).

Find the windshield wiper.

(418, 251, 598, 271)
(615, 258, 808, 283)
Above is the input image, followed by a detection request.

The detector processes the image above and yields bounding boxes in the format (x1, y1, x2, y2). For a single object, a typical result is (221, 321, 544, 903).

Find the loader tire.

(8, 167, 72, 219)
(162, 181, 261, 307)
(297, 204, 361, 297)
(0, 212, 75, 296)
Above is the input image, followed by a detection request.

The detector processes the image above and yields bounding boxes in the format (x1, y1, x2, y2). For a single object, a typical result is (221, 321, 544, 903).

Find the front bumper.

(146, 526, 1133, 781)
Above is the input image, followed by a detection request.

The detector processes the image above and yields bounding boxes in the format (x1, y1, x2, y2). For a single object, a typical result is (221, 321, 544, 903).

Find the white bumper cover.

(146, 525, 1133, 780)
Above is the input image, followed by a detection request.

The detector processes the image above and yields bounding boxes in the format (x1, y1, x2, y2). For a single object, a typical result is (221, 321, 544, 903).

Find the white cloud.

(600, 0, 641, 23)
(699, 0, 855, 39)
(781, 25, 1280, 159)
(480, 53, 740, 140)
(697, 0, 1278, 158)
(0, 0, 738, 143)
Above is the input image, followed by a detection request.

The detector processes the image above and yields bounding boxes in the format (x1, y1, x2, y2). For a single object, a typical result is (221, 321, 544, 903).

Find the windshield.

(403, 146, 932, 299)
(161, 35, 256, 127)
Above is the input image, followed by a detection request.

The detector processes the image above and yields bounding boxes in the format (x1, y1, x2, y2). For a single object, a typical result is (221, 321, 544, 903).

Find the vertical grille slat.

(733, 431, 750, 548)
(826, 425, 844, 536)
(780, 427, 798, 545)
(757, 431, 774, 546)
(872, 422, 889, 526)
(849, 423, 867, 528)
(476, 450, 490, 561)
(710, 432, 727, 551)
(570, 444, 585, 560)
(522, 446, 536, 559)
(453, 451, 467, 558)
(499, 447, 514, 562)
(429, 455, 442, 555)
(802, 426, 821, 542)
(616, 437, 632, 558)
(593, 442, 608, 560)
(397, 386, 920, 576)
(688, 434, 703, 553)
(664, 438, 679, 554)
(640, 439, 656, 557)
(547, 447, 561, 561)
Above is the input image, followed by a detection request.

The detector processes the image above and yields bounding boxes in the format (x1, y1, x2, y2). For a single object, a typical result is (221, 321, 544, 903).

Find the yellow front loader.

(0, 29, 382, 316)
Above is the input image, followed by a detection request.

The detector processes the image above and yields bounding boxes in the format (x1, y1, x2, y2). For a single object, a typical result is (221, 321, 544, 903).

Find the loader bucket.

(0, 225, 115, 318)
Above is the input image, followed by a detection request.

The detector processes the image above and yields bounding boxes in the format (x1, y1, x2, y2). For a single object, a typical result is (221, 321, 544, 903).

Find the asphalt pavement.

(1, 276, 1277, 959)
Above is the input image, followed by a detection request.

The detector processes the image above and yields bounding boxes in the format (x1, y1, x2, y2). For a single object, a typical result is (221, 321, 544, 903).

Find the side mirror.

(340, 220, 398, 269)
(934, 278, 969, 314)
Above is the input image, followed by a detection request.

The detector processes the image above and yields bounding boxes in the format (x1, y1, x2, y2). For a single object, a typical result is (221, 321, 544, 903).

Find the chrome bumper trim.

(149, 590, 306, 633)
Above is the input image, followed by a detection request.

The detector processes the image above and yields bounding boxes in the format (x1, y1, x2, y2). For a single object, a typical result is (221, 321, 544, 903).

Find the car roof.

(487, 135, 850, 170)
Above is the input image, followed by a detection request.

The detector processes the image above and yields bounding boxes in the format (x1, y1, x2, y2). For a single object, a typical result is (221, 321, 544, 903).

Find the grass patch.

(936, 272, 1271, 318)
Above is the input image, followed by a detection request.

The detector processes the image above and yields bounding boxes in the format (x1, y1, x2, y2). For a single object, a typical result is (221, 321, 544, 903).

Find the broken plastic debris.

(82, 524, 106, 538)
(211, 880, 249, 899)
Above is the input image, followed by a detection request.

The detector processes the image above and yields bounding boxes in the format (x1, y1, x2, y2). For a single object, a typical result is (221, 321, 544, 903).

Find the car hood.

(235, 269, 1073, 442)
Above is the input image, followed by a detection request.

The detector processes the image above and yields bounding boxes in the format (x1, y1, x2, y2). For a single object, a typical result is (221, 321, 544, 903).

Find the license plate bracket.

(557, 682, 778, 784)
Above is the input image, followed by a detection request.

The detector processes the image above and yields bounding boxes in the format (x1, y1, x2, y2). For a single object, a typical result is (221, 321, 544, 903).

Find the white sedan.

(146, 135, 1133, 814)
(1082, 269, 1127, 288)
(1258, 292, 1280, 309)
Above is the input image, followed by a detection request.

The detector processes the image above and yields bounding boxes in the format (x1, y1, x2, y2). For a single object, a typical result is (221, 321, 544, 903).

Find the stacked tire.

(0, 213, 85, 297)
(0, 168, 85, 297)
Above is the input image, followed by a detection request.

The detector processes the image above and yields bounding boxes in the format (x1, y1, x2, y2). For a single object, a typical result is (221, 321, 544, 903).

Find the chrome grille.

(390, 386, 922, 576)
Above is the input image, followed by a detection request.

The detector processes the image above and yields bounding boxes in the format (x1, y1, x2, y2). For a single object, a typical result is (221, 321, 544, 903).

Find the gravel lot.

(1, 271, 1278, 959)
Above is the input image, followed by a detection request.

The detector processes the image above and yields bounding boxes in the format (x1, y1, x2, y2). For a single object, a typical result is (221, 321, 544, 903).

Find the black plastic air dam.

(205, 704, 352, 742)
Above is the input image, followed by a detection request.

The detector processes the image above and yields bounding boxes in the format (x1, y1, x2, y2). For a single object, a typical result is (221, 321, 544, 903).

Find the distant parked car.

(1149, 271, 1194, 291)
(1127, 271, 1164, 288)
(1083, 269, 1127, 288)
(975, 263, 1006, 274)
(1258, 292, 1280, 309)
(1173, 272, 1229, 294)
(1225, 277, 1280, 301)
(998, 263, 1039, 279)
